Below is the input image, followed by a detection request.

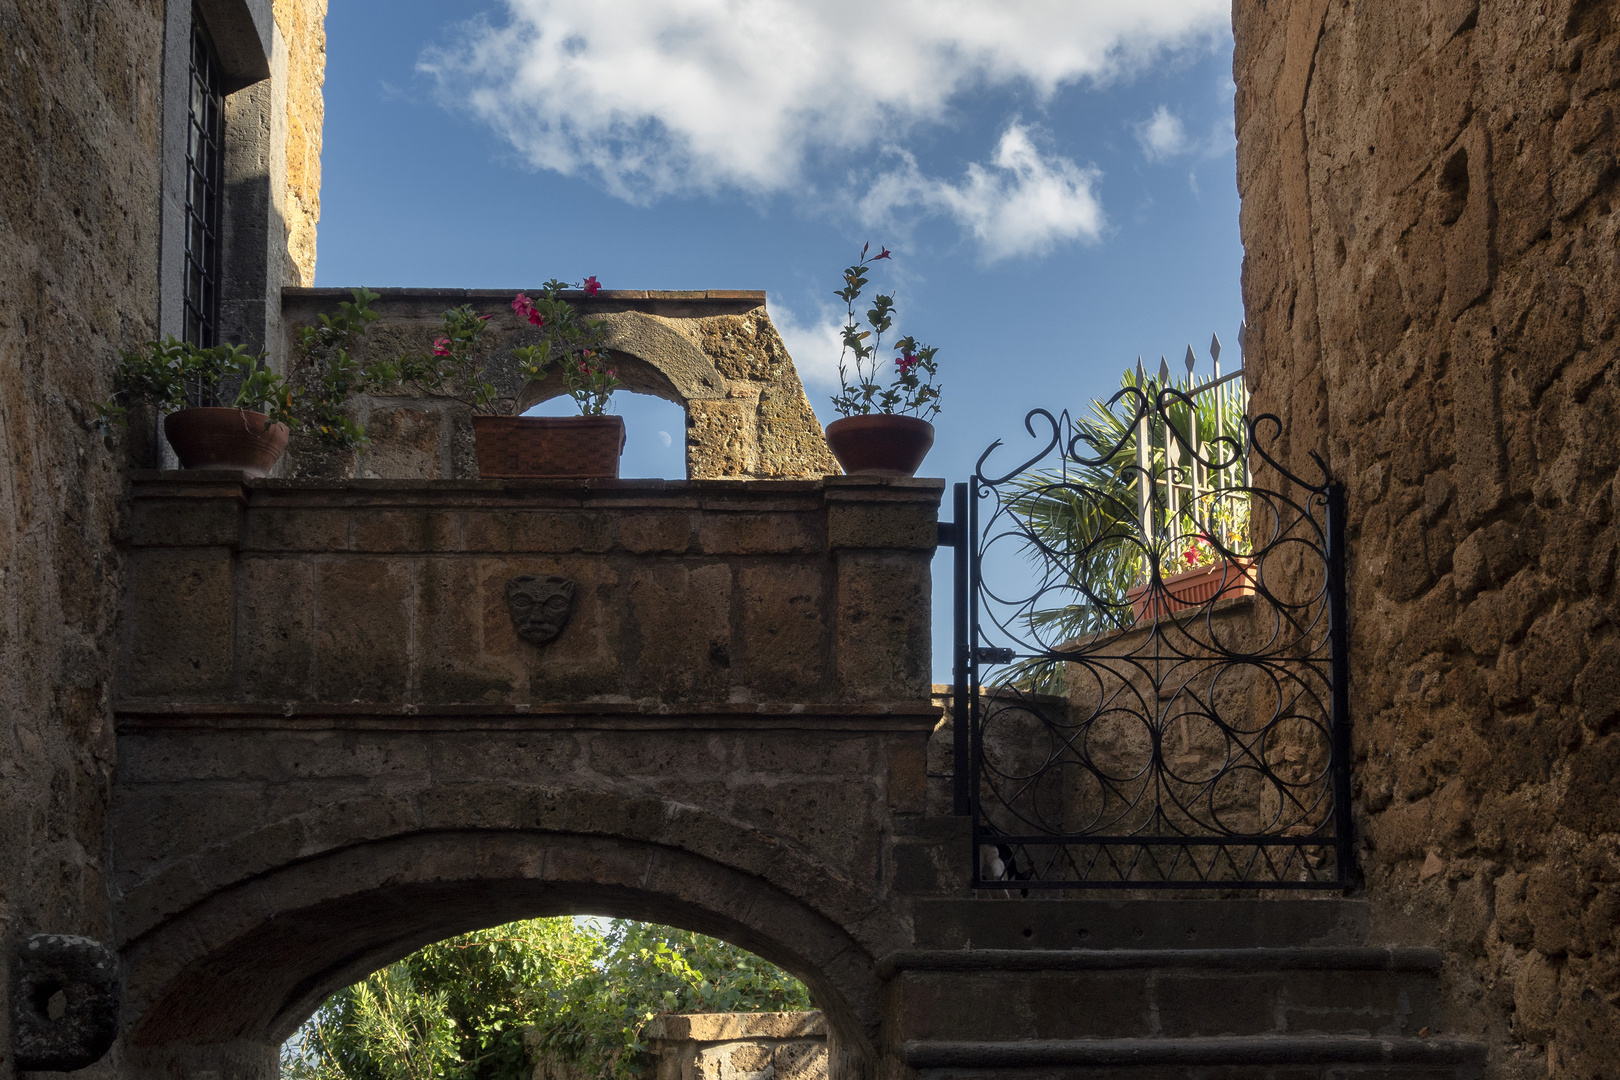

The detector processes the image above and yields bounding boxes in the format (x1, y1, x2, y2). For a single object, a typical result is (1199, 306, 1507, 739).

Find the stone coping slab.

(114, 700, 942, 733)
(643, 1011, 827, 1042)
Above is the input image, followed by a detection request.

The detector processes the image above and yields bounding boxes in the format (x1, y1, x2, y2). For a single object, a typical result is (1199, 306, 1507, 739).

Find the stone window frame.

(158, 0, 289, 365)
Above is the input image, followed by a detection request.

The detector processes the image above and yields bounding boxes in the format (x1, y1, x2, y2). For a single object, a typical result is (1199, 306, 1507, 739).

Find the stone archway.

(278, 289, 840, 481)
(118, 830, 886, 1080)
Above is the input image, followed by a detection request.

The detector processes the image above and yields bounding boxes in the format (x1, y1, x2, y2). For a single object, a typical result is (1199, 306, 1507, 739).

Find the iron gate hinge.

(974, 647, 1016, 664)
(937, 521, 958, 547)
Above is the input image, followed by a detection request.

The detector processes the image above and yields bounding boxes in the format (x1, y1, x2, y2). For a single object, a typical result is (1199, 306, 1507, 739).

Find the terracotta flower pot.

(163, 407, 289, 478)
(824, 414, 935, 477)
(1126, 557, 1258, 620)
(472, 415, 626, 479)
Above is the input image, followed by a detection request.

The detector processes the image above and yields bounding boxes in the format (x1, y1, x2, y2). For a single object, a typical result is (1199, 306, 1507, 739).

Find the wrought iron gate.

(950, 369, 1351, 889)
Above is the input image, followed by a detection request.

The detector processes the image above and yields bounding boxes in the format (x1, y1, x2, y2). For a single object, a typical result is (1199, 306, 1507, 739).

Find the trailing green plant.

(372, 278, 619, 418)
(287, 287, 386, 450)
(281, 918, 812, 1080)
(95, 336, 293, 436)
(509, 278, 619, 416)
(829, 243, 940, 420)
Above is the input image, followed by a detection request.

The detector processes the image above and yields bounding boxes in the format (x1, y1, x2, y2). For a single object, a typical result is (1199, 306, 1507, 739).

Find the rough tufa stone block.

(10, 934, 121, 1071)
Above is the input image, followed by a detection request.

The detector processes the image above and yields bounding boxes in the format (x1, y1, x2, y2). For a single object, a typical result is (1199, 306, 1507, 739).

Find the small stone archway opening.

(119, 833, 885, 1080)
(278, 913, 823, 1080)
(519, 375, 691, 480)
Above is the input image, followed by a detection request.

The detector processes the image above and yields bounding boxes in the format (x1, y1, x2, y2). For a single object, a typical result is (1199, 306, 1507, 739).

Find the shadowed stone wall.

(1235, 0, 1620, 1074)
(0, 3, 323, 1076)
(280, 289, 839, 482)
(0, 4, 164, 1078)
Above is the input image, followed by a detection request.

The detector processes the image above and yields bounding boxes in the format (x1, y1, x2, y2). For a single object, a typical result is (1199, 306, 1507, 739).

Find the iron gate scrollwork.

(955, 372, 1351, 889)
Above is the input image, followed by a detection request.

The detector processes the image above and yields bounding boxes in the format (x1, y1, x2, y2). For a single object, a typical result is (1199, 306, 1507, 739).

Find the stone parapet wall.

(118, 474, 938, 706)
(642, 1012, 827, 1080)
(279, 289, 838, 481)
(1235, 0, 1620, 1073)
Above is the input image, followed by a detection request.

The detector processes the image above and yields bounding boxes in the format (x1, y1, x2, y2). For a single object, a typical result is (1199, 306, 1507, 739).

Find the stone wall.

(0, 3, 167, 1079)
(1235, 0, 1620, 1075)
(279, 289, 839, 482)
(0, 3, 324, 1076)
(272, 0, 324, 285)
(641, 1012, 827, 1080)
(110, 474, 944, 1072)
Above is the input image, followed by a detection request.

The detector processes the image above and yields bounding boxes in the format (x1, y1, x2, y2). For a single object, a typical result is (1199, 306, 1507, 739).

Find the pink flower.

(875, 247, 892, 260)
(432, 337, 452, 357)
(1184, 547, 1199, 566)
(512, 293, 533, 313)
(528, 310, 545, 327)
(582, 275, 601, 297)
(478, 314, 492, 321)
(606, 368, 617, 379)
(896, 352, 919, 375)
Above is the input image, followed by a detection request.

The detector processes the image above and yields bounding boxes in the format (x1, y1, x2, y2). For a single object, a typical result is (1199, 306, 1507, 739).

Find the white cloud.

(769, 297, 846, 390)
(857, 124, 1105, 262)
(1134, 104, 1235, 163)
(421, 1, 1228, 253)
(1135, 105, 1188, 161)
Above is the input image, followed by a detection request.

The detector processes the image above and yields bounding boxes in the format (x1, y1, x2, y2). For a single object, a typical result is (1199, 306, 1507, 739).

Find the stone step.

(912, 898, 1371, 951)
(901, 1036, 1488, 1079)
(881, 948, 1444, 1041)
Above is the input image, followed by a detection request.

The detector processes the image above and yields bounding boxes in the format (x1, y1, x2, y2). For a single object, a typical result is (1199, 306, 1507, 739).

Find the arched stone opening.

(119, 831, 887, 1080)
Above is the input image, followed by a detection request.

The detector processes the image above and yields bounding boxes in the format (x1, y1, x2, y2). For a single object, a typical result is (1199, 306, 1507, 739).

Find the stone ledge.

(114, 700, 943, 733)
(901, 1035, 1488, 1068)
(877, 946, 1444, 978)
(643, 1011, 827, 1041)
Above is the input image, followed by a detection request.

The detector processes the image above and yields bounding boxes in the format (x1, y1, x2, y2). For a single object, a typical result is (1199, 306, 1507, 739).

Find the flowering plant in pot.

(385, 277, 624, 479)
(97, 336, 295, 477)
(825, 244, 941, 476)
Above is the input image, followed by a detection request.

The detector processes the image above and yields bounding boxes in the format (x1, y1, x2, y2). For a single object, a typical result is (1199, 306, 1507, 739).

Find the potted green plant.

(825, 244, 941, 476)
(387, 277, 623, 479)
(97, 337, 294, 477)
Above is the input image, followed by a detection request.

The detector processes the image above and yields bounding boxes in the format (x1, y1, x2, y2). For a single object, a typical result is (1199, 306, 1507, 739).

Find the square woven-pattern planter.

(472, 415, 626, 479)
(1126, 557, 1257, 620)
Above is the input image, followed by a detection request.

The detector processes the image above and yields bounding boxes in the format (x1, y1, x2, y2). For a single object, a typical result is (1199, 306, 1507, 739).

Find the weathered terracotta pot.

(472, 415, 626, 479)
(824, 414, 935, 477)
(1126, 557, 1258, 620)
(163, 407, 289, 478)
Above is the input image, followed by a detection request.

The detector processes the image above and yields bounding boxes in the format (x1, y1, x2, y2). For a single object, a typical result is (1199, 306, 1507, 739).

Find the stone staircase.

(882, 899, 1488, 1079)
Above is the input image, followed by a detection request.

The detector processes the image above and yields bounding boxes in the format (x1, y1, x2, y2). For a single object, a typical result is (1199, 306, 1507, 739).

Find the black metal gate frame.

(947, 395, 1352, 890)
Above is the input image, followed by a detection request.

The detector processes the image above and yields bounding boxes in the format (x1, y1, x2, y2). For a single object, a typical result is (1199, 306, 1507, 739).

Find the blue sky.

(315, 1, 1245, 681)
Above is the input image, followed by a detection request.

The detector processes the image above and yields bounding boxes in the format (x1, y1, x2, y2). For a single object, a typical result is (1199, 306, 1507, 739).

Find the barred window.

(183, 10, 225, 351)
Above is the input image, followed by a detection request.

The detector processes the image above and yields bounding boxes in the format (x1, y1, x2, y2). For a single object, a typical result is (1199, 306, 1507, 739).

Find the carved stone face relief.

(505, 575, 576, 647)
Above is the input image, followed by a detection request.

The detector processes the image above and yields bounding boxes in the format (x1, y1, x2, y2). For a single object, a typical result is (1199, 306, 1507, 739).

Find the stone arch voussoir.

(118, 814, 901, 1072)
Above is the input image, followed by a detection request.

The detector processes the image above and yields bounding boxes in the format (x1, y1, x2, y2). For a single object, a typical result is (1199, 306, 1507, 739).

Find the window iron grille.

(183, 9, 225, 376)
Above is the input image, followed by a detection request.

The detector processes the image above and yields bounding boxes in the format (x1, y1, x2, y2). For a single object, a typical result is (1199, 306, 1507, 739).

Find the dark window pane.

(183, 7, 225, 359)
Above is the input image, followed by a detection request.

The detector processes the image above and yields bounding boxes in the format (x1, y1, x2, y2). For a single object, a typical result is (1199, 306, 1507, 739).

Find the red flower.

(875, 246, 892, 260)
(582, 276, 601, 296)
(511, 293, 545, 326)
(432, 337, 452, 357)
